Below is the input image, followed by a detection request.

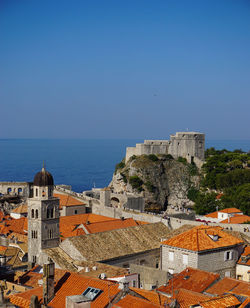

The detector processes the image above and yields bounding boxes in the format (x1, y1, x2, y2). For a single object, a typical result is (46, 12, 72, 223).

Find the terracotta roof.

(161, 225, 244, 252)
(130, 288, 170, 306)
(239, 297, 250, 308)
(17, 265, 68, 288)
(61, 222, 170, 262)
(205, 211, 218, 218)
(173, 288, 211, 308)
(238, 246, 250, 266)
(0, 245, 8, 253)
(113, 294, 161, 308)
(59, 214, 143, 238)
(3, 217, 28, 235)
(206, 277, 250, 297)
(81, 218, 140, 234)
(199, 294, 241, 308)
(11, 273, 120, 308)
(220, 214, 250, 224)
(54, 193, 85, 209)
(157, 267, 219, 294)
(219, 208, 242, 214)
(11, 204, 27, 214)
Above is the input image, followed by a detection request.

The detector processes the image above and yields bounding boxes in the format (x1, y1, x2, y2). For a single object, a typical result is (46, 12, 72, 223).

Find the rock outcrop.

(109, 154, 201, 212)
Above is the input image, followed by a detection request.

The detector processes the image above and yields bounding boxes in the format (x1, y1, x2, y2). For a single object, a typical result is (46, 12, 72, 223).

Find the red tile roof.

(157, 267, 219, 294)
(130, 287, 170, 306)
(113, 294, 161, 308)
(10, 272, 120, 308)
(54, 193, 85, 209)
(237, 246, 250, 266)
(219, 208, 242, 214)
(59, 214, 144, 238)
(199, 294, 241, 308)
(220, 214, 250, 224)
(206, 277, 250, 297)
(161, 225, 244, 252)
(173, 288, 211, 308)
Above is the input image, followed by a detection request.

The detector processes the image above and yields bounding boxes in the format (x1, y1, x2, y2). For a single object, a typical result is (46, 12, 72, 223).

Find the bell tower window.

(35, 209, 38, 218)
(36, 188, 38, 197)
(31, 209, 34, 218)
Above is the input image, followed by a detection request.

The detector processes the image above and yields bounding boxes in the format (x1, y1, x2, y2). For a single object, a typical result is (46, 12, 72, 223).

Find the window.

(48, 229, 53, 239)
(50, 208, 53, 218)
(32, 255, 37, 263)
(47, 209, 50, 219)
(224, 251, 233, 261)
(169, 251, 174, 261)
(74, 210, 78, 214)
(225, 271, 231, 277)
(31, 209, 34, 218)
(237, 275, 243, 280)
(42, 190, 46, 197)
(140, 259, 146, 266)
(35, 209, 38, 219)
(182, 254, 188, 265)
(132, 280, 136, 287)
(36, 188, 38, 197)
(82, 287, 102, 301)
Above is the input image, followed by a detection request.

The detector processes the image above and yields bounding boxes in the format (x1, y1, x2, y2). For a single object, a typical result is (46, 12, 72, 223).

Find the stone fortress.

(125, 132, 205, 168)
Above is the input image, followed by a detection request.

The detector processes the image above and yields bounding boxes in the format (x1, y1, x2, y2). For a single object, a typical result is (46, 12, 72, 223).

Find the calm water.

(0, 139, 249, 192)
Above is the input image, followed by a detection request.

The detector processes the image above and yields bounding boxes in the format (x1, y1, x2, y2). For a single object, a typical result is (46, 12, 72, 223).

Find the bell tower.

(28, 166, 60, 265)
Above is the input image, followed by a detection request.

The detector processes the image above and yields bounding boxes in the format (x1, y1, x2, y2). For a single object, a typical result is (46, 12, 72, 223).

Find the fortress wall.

(125, 141, 169, 163)
(125, 132, 205, 164)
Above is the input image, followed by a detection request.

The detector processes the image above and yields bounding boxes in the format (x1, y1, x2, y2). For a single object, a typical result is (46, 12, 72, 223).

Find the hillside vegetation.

(193, 148, 250, 215)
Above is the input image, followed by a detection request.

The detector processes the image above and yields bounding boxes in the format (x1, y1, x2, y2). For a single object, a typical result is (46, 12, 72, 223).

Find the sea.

(0, 139, 250, 193)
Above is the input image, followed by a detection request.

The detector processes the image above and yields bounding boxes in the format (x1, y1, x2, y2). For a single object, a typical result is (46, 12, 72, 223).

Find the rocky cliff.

(109, 154, 201, 212)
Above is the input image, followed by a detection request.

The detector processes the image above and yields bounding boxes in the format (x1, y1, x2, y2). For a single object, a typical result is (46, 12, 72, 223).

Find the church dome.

(33, 167, 54, 186)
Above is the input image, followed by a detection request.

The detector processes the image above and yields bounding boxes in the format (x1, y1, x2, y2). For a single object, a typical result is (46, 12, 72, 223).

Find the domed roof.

(33, 167, 54, 186)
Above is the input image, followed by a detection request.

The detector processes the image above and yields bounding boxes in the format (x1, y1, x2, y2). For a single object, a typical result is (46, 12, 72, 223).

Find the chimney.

(118, 279, 129, 293)
(43, 261, 55, 305)
(0, 285, 4, 305)
(30, 295, 39, 308)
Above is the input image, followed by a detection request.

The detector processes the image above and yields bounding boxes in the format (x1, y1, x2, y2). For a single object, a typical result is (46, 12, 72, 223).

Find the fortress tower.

(125, 131, 205, 167)
(28, 166, 60, 265)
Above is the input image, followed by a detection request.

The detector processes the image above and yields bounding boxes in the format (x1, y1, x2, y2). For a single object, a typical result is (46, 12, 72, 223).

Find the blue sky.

(1, 0, 250, 139)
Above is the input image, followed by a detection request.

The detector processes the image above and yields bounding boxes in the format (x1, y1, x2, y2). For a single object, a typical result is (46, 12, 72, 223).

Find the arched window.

(35, 231, 38, 239)
(7, 187, 12, 194)
(48, 229, 53, 239)
(35, 209, 38, 219)
(31, 230, 33, 238)
(42, 190, 46, 197)
(31, 209, 34, 218)
(47, 208, 50, 219)
(50, 208, 53, 218)
(36, 188, 38, 197)
(18, 188, 22, 195)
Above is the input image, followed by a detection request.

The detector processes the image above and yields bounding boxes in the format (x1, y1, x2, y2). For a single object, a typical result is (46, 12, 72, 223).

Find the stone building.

(27, 167, 60, 265)
(125, 131, 205, 167)
(160, 225, 244, 278)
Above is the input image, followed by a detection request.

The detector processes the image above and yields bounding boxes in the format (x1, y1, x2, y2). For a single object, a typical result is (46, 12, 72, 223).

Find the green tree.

(194, 192, 218, 215)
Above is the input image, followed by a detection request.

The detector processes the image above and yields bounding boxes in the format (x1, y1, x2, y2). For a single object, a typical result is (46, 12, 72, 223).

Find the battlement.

(125, 131, 205, 167)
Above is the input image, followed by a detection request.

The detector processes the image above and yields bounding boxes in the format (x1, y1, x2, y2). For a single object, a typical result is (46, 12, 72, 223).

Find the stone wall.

(101, 249, 160, 270)
(0, 182, 32, 197)
(161, 246, 198, 274)
(130, 264, 169, 290)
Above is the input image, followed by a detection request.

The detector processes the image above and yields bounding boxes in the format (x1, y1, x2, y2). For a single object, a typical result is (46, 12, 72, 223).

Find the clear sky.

(1, 0, 250, 139)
